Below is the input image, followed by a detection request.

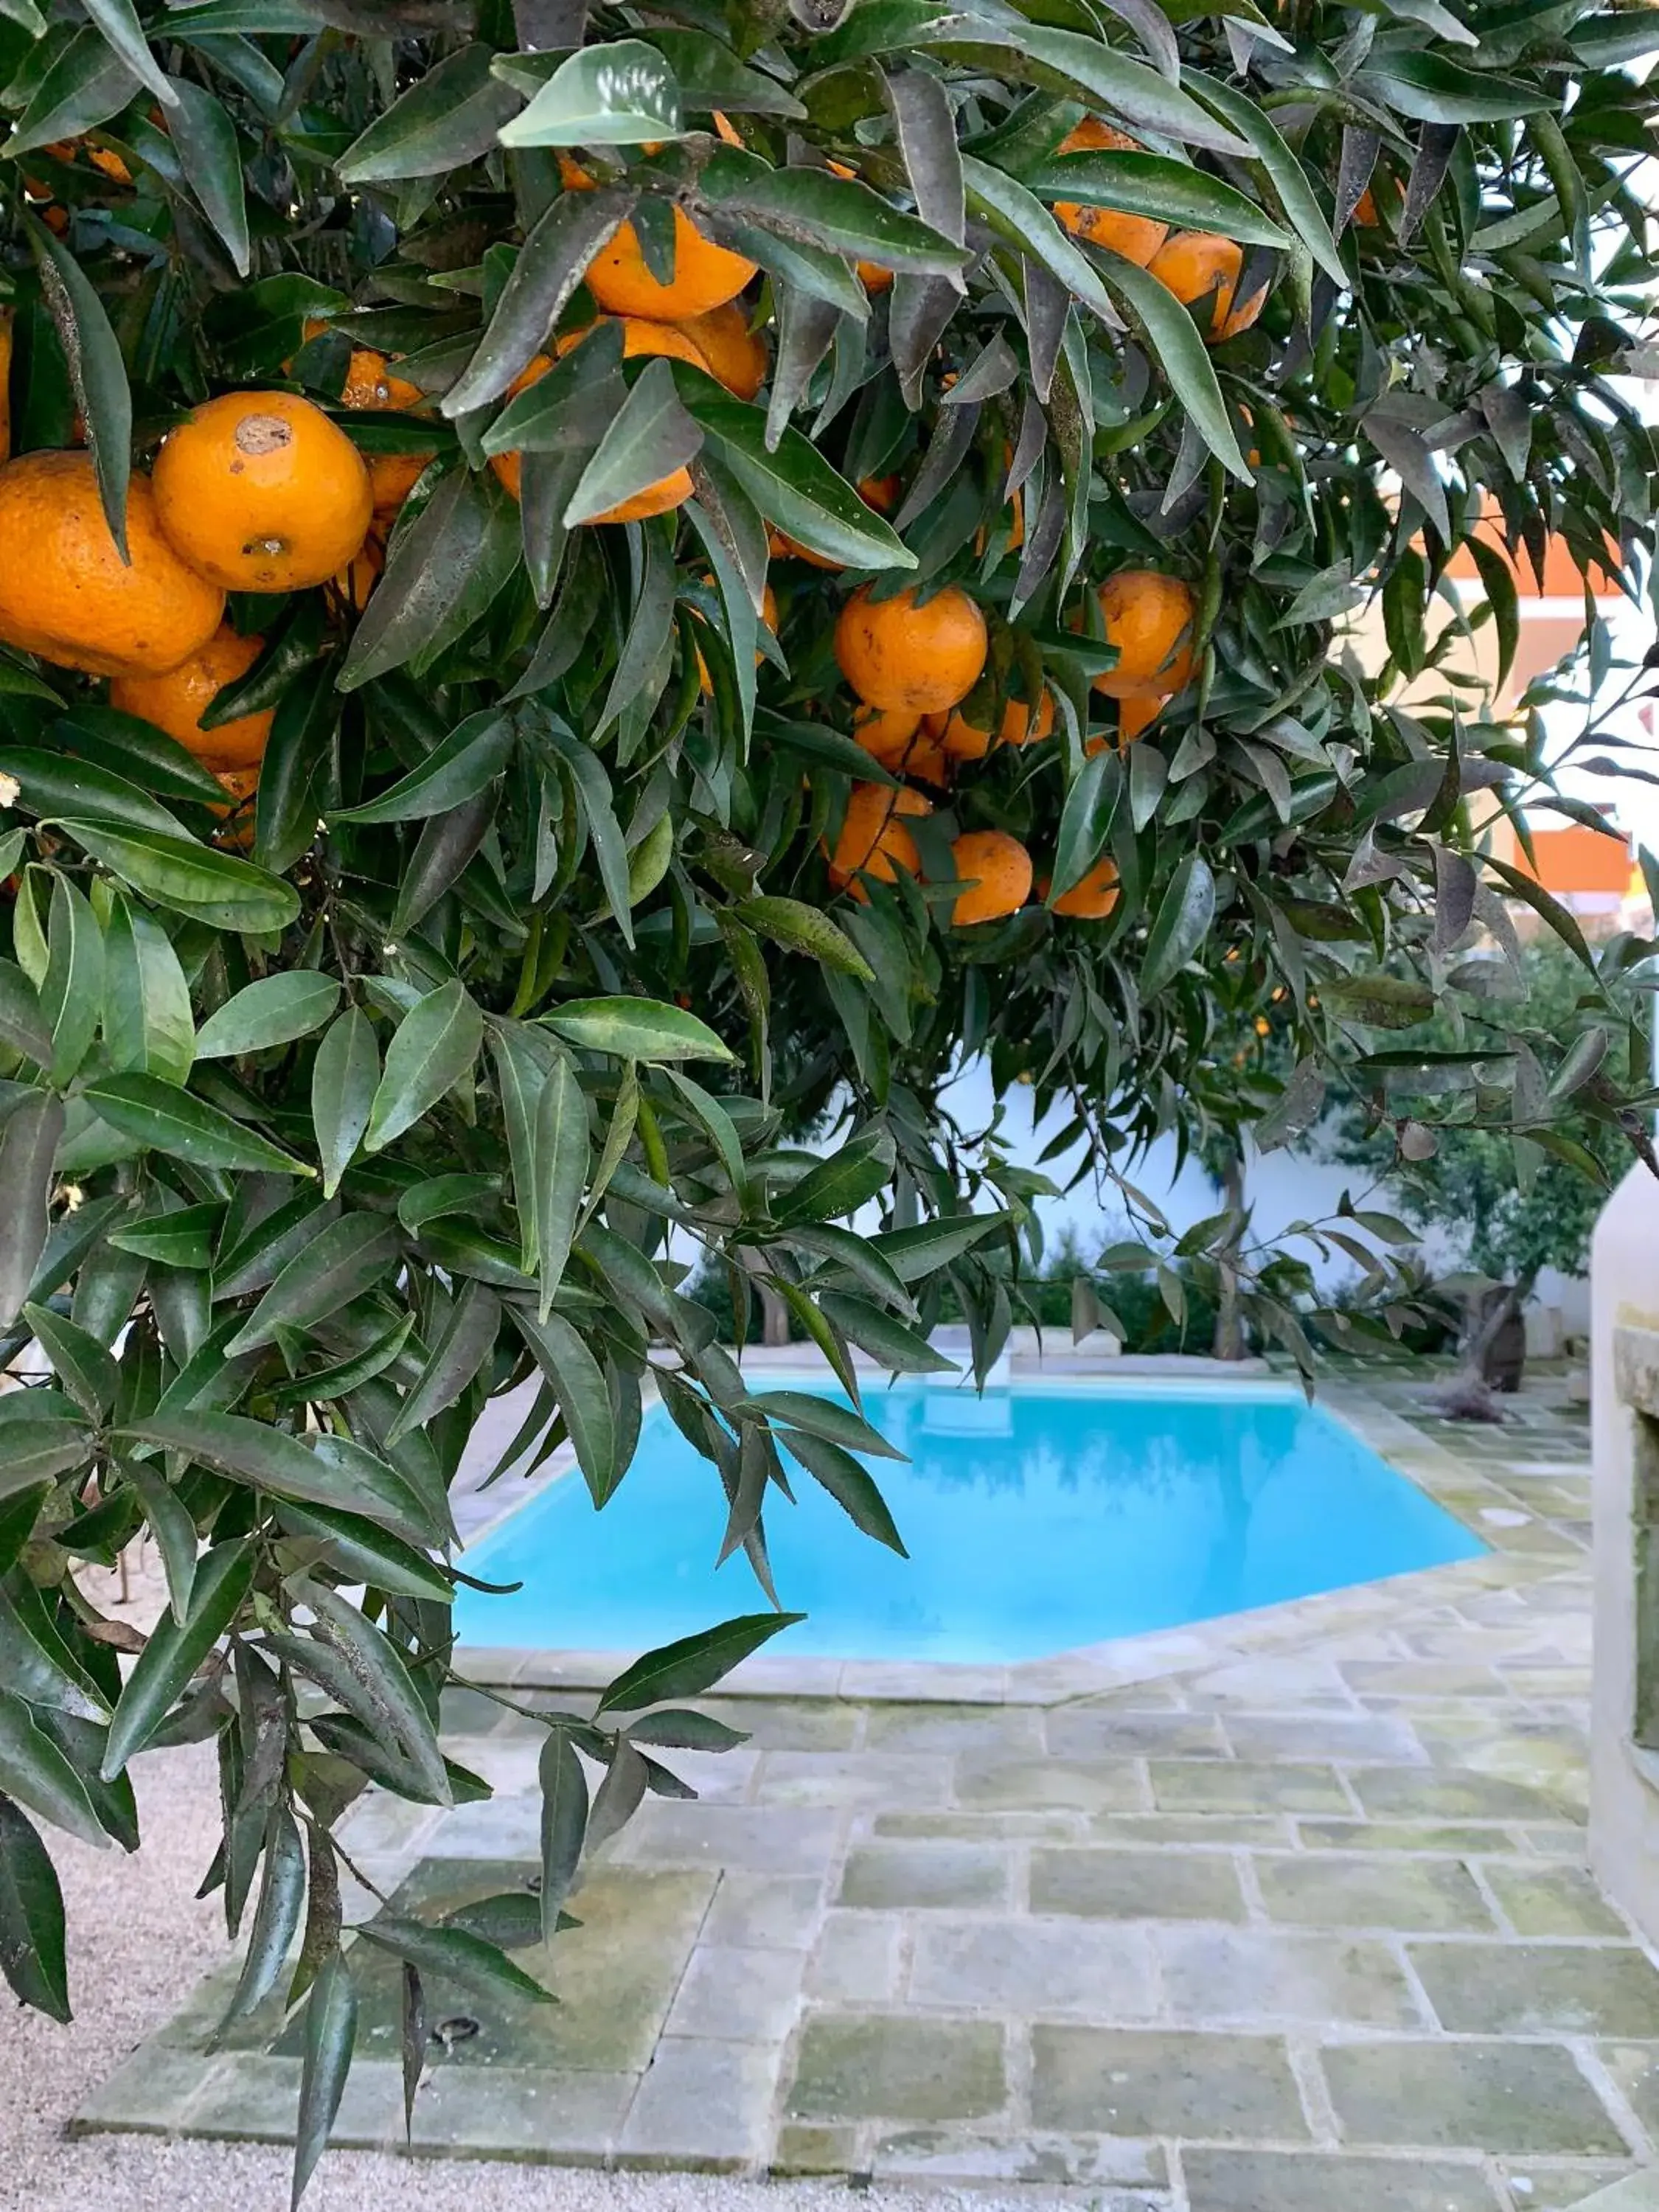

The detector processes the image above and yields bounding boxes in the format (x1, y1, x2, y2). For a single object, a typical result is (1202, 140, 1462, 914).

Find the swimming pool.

(455, 1379, 1485, 1664)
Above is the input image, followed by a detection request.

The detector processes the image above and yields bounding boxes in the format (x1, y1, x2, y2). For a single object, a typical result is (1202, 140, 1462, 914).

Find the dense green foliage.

(0, 0, 1655, 2194)
(1337, 934, 1646, 1291)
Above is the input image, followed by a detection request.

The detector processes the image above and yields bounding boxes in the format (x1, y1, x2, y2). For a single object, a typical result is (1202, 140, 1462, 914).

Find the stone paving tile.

(609, 1801, 842, 1874)
(872, 1808, 1087, 1841)
(663, 1944, 801, 2042)
(699, 1872, 824, 1952)
(753, 1750, 952, 1809)
(1349, 1767, 1579, 1823)
(1150, 1759, 1352, 1813)
(1483, 1862, 1630, 1938)
(1410, 1943, 1659, 2037)
(181, 2054, 405, 2148)
(838, 1841, 1012, 1910)
(618, 2037, 778, 2168)
(807, 1910, 905, 2003)
(1323, 2039, 1631, 2156)
(1090, 1812, 1293, 1846)
(1222, 1711, 1429, 1764)
(907, 1916, 1161, 2018)
(1029, 2025, 1308, 2138)
(1155, 1925, 1422, 2027)
(1339, 1662, 1512, 1700)
(1590, 2042, 1659, 2140)
(771, 2122, 863, 2176)
(1295, 1819, 1514, 1854)
(1252, 1851, 1495, 1933)
(409, 2065, 639, 2163)
(1030, 1846, 1248, 1922)
(70, 2042, 232, 2135)
(1521, 1822, 1595, 1858)
(958, 1756, 1150, 1812)
(867, 2126, 1169, 2189)
(789, 2014, 1008, 2122)
(862, 1703, 1044, 1754)
(1183, 1655, 1356, 1706)
(698, 1697, 861, 1749)
(1044, 1708, 1231, 1759)
(1178, 2147, 1503, 2211)
(289, 1860, 711, 2076)
(1497, 2162, 1641, 2209)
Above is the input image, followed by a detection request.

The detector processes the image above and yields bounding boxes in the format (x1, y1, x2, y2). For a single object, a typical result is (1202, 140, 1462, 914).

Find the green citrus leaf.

(60, 822, 300, 934)
(365, 981, 485, 1153)
(195, 972, 341, 1060)
(83, 1073, 315, 1177)
(498, 37, 683, 147)
(542, 995, 735, 1062)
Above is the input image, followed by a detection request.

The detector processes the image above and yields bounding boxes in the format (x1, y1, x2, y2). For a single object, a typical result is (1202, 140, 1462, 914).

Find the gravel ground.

(1, 1562, 1047, 2212)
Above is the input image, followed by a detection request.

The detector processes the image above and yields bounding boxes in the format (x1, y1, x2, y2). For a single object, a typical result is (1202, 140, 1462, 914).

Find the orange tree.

(0, 0, 1655, 2191)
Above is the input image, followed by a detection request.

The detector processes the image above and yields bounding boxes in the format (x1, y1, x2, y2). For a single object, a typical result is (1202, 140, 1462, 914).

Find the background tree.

(1331, 931, 1646, 1404)
(0, 0, 1654, 2198)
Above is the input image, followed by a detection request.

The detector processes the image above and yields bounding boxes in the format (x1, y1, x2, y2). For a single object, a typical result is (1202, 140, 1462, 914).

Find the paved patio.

(75, 1365, 1659, 2212)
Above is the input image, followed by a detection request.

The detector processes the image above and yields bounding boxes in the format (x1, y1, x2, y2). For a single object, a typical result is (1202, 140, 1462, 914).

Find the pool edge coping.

(451, 1364, 1578, 1708)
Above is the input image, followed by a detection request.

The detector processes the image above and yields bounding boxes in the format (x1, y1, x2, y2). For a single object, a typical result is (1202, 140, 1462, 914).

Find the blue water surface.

(455, 1381, 1485, 1663)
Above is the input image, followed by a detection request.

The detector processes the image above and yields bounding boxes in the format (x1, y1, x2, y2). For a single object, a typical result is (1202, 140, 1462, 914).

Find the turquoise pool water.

(455, 1380, 1485, 1663)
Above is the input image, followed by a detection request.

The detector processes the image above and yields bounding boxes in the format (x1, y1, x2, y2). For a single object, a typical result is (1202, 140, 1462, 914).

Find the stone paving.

(78, 1363, 1659, 2211)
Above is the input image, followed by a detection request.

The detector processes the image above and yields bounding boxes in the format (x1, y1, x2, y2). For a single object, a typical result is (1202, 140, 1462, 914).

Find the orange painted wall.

(1503, 821, 1633, 897)
(1441, 515, 1622, 598)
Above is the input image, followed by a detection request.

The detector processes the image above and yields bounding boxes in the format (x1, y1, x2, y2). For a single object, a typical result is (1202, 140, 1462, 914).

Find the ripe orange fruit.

(851, 702, 921, 765)
(1003, 689, 1056, 746)
(213, 764, 260, 805)
(1091, 571, 1197, 698)
(209, 762, 260, 847)
(110, 626, 272, 769)
(88, 145, 132, 187)
(1118, 693, 1164, 743)
(0, 453, 224, 678)
(940, 686, 1054, 758)
(491, 322, 708, 518)
(368, 450, 433, 519)
(340, 348, 423, 411)
(1052, 855, 1121, 919)
(585, 204, 757, 321)
(827, 782, 931, 900)
(1146, 232, 1266, 343)
(950, 830, 1032, 926)
(152, 390, 373, 592)
(897, 723, 953, 788)
(334, 532, 385, 612)
(681, 302, 768, 400)
(936, 705, 993, 762)
(559, 316, 713, 372)
(1051, 119, 1169, 268)
(835, 584, 987, 714)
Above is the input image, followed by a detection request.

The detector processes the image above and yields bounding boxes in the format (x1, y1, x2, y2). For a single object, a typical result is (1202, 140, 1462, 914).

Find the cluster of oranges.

(1051, 120, 1267, 344)
(823, 563, 1197, 926)
(0, 107, 1228, 873)
(488, 137, 766, 526)
(0, 147, 774, 813)
(0, 386, 380, 818)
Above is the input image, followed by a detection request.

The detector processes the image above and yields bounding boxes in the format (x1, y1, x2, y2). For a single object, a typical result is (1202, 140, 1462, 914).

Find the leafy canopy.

(0, 0, 1655, 2193)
